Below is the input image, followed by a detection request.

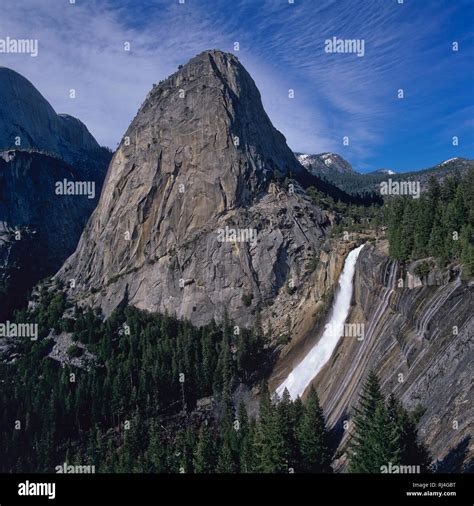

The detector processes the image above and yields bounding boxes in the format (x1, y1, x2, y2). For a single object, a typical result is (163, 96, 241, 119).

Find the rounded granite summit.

(58, 50, 328, 326)
(0, 66, 101, 167)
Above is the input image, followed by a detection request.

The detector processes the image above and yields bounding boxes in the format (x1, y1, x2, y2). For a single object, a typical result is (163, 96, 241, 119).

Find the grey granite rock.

(59, 50, 330, 326)
(310, 241, 473, 471)
(0, 67, 110, 175)
(0, 67, 111, 318)
(0, 151, 104, 318)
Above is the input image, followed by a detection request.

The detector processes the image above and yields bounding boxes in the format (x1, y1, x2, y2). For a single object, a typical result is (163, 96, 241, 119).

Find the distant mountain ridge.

(295, 152, 474, 196)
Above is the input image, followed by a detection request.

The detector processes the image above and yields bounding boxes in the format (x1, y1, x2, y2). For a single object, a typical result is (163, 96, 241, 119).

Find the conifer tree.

(146, 420, 166, 472)
(254, 382, 286, 473)
(413, 200, 432, 258)
(388, 199, 405, 260)
(297, 386, 331, 472)
(400, 199, 416, 261)
(239, 412, 256, 473)
(429, 207, 448, 266)
(371, 402, 401, 466)
(460, 225, 474, 276)
(277, 388, 300, 471)
(348, 371, 386, 473)
(193, 426, 216, 473)
(216, 440, 237, 473)
(349, 373, 431, 473)
(386, 395, 431, 471)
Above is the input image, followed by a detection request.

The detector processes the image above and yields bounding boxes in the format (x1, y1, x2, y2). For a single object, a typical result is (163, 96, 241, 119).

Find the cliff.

(0, 150, 104, 318)
(305, 240, 473, 471)
(0, 68, 110, 318)
(58, 50, 330, 326)
(0, 67, 109, 174)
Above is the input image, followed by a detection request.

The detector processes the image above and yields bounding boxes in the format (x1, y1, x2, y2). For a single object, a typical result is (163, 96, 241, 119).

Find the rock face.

(0, 67, 110, 175)
(0, 68, 110, 318)
(0, 151, 104, 318)
(270, 238, 472, 471)
(295, 241, 473, 471)
(59, 50, 330, 326)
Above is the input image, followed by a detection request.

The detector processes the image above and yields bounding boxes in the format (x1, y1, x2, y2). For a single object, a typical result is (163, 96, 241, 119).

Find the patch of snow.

(297, 153, 313, 167)
(440, 157, 460, 166)
(375, 169, 396, 175)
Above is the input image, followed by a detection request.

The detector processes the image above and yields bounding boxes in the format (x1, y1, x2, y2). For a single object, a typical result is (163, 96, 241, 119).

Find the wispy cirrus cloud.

(0, 0, 231, 147)
(0, 0, 472, 171)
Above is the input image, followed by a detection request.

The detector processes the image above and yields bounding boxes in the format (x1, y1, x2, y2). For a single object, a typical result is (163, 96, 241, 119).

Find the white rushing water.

(276, 244, 365, 400)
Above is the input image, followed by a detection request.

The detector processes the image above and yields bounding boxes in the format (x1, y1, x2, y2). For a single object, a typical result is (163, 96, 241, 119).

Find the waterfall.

(276, 244, 365, 400)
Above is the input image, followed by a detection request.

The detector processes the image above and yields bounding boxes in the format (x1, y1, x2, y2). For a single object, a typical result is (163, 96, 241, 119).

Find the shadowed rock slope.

(0, 151, 106, 318)
(0, 68, 110, 318)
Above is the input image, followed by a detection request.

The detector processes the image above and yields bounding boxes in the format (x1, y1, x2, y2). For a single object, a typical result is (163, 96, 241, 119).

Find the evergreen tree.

(146, 420, 166, 472)
(400, 199, 416, 261)
(348, 371, 386, 473)
(254, 382, 286, 473)
(371, 402, 401, 466)
(460, 225, 474, 276)
(216, 440, 237, 473)
(193, 426, 216, 473)
(277, 388, 300, 471)
(349, 373, 431, 473)
(297, 386, 331, 472)
(388, 199, 405, 260)
(413, 200, 432, 258)
(428, 207, 448, 266)
(239, 418, 256, 473)
(386, 395, 431, 471)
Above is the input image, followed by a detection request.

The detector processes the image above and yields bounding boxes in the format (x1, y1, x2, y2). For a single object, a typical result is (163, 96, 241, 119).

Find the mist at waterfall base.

(276, 244, 365, 400)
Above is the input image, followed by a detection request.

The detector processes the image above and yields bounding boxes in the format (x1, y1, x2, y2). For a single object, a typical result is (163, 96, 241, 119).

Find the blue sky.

(0, 0, 473, 172)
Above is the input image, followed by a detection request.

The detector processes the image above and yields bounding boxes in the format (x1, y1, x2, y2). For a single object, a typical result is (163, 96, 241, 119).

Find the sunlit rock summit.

(59, 50, 330, 325)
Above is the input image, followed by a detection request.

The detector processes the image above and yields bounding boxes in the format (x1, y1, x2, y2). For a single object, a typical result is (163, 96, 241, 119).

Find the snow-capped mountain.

(295, 152, 354, 175)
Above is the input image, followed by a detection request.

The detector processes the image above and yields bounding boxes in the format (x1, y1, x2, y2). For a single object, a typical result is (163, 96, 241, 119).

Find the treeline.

(309, 169, 386, 197)
(309, 168, 474, 277)
(0, 288, 269, 472)
(387, 171, 474, 275)
(306, 186, 386, 237)
(290, 171, 383, 207)
(90, 384, 332, 473)
(0, 282, 430, 473)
